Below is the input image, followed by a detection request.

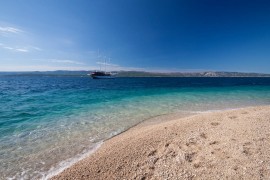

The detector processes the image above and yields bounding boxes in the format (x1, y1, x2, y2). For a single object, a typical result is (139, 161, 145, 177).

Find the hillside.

(0, 71, 269, 77)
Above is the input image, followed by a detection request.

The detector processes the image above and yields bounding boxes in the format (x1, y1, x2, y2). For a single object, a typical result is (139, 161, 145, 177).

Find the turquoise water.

(0, 77, 270, 179)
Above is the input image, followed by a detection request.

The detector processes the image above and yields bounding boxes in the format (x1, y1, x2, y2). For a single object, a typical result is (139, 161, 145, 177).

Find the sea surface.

(0, 76, 270, 179)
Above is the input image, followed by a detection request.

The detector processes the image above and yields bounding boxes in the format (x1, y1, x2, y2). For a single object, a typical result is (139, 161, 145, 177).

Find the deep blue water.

(0, 77, 270, 179)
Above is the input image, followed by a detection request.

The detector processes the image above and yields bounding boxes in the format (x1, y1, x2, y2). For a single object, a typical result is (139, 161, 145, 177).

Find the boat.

(90, 71, 115, 79)
(90, 51, 116, 79)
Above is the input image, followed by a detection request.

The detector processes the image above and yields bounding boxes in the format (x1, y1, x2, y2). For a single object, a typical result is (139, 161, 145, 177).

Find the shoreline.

(45, 111, 197, 179)
(51, 105, 270, 179)
(44, 142, 103, 179)
(45, 106, 243, 179)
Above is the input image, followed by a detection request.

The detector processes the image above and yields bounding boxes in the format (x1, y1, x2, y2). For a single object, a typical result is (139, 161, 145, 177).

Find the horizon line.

(0, 70, 269, 75)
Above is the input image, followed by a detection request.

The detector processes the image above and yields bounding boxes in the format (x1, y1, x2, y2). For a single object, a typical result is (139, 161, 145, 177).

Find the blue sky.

(0, 0, 270, 72)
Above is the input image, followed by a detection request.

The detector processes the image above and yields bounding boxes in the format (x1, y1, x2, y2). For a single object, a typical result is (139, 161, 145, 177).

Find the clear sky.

(0, 0, 270, 72)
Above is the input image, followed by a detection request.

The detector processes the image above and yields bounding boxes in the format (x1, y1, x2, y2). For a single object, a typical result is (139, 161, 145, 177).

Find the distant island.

(115, 71, 270, 77)
(0, 70, 270, 77)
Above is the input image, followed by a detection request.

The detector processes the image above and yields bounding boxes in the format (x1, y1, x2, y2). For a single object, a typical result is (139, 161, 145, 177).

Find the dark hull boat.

(91, 71, 115, 79)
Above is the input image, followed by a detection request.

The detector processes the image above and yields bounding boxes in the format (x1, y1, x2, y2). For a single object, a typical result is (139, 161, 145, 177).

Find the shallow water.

(0, 77, 270, 179)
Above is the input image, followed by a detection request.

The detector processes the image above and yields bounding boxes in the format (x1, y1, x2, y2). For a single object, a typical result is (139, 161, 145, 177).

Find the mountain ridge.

(0, 70, 269, 77)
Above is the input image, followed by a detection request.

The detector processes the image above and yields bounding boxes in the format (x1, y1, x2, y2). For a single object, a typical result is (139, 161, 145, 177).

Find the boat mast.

(98, 49, 101, 71)
(108, 57, 111, 73)
(104, 56, 107, 73)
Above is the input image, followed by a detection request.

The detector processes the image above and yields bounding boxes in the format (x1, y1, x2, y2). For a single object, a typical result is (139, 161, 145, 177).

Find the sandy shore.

(52, 106, 270, 179)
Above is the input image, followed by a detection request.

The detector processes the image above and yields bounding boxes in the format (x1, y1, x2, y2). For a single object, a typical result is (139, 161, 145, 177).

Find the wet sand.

(52, 106, 270, 179)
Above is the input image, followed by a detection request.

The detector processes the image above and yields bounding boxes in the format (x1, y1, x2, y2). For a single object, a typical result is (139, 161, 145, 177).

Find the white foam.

(183, 106, 252, 114)
(42, 141, 103, 180)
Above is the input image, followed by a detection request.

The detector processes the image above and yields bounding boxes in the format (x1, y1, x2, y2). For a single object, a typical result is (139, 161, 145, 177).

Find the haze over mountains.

(0, 71, 270, 77)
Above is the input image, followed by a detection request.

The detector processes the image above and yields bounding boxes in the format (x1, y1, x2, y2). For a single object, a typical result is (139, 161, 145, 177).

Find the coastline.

(52, 105, 270, 179)
(45, 111, 197, 179)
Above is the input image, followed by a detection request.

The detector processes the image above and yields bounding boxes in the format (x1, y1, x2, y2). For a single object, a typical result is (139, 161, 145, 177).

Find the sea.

(0, 76, 270, 179)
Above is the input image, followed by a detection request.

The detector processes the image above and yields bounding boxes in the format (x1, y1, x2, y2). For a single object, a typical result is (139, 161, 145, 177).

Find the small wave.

(42, 141, 103, 180)
(186, 106, 253, 114)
